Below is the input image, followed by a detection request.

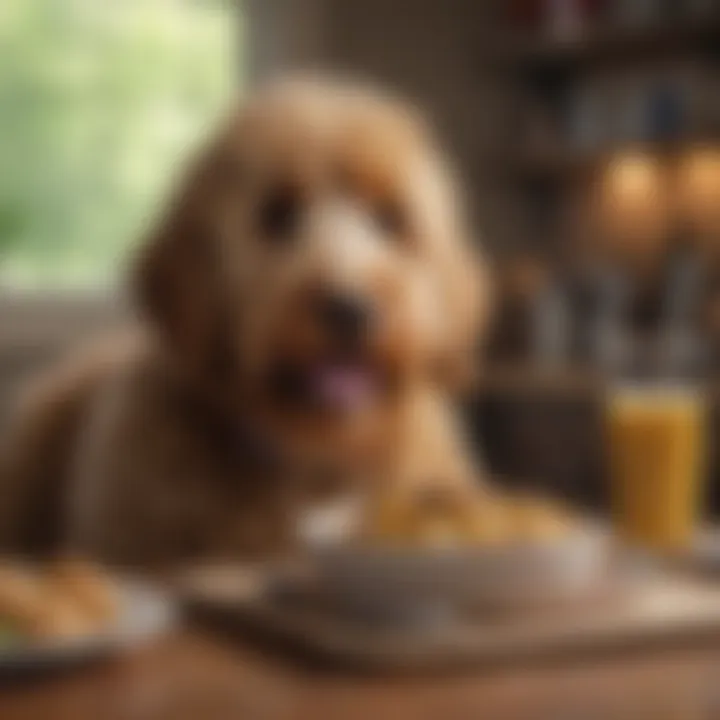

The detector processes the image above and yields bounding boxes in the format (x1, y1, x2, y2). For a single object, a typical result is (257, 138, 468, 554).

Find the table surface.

(2, 631, 720, 720)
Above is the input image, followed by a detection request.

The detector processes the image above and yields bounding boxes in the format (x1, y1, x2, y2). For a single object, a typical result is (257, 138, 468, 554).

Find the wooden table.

(2, 630, 720, 720)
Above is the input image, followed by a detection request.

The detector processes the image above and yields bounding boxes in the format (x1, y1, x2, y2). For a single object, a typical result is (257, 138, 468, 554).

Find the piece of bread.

(48, 558, 119, 624)
(0, 558, 119, 640)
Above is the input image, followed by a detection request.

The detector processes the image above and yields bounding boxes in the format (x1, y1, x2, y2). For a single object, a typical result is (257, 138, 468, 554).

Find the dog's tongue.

(314, 364, 375, 411)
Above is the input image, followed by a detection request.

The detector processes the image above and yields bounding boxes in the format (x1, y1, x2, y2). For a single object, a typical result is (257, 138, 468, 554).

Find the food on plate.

(363, 486, 481, 546)
(49, 559, 119, 623)
(362, 485, 575, 548)
(502, 494, 573, 542)
(0, 558, 119, 644)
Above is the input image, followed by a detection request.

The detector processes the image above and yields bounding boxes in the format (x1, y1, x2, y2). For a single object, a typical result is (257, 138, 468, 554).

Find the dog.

(0, 76, 489, 569)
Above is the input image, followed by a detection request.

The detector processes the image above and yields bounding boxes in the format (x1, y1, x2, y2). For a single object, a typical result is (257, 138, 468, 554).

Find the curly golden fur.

(0, 77, 489, 569)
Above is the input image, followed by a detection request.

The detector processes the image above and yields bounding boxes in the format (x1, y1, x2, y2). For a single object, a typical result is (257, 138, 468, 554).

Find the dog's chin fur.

(0, 75, 489, 567)
(247, 338, 413, 464)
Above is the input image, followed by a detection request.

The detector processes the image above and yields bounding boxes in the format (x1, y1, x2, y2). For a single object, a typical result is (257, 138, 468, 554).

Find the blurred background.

(3, 0, 720, 515)
(0, 0, 235, 288)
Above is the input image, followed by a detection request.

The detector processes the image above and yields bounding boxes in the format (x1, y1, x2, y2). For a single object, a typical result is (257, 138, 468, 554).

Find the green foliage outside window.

(0, 0, 237, 289)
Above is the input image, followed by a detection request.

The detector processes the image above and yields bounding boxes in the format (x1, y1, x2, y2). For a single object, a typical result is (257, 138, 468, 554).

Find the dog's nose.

(318, 292, 373, 343)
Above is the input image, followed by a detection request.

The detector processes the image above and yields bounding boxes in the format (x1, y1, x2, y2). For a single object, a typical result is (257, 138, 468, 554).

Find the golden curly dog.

(0, 77, 489, 568)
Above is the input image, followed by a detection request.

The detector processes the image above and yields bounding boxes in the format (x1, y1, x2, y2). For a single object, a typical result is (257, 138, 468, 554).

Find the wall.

(246, 0, 516, 248)
(0, 294, 124, 427)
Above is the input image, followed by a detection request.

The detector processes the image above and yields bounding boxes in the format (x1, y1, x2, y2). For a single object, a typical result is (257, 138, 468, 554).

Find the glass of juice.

(605, 384, 707, 552)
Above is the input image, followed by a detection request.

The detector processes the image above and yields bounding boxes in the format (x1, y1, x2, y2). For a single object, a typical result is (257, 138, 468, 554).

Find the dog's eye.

(374, 199, 407, 239)
(258, 186, 301, 243)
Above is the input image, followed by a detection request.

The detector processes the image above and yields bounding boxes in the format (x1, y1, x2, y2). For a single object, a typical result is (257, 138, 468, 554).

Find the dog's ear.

(133, 146, 233, 374)
(415, 148, 493, 394)
(438, 242, 493, 393)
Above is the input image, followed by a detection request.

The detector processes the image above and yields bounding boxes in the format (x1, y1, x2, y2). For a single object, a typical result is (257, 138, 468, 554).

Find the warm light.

(608, 154, 661, 202)
(594, 153, 671, 260)
(677, 148, 720, 234)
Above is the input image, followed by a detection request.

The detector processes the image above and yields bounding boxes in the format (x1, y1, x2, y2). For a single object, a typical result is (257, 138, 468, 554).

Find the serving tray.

(181, 564, 720, 673)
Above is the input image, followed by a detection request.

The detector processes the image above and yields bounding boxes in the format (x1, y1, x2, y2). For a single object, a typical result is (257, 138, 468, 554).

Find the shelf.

(508, 135, 720, 182)
(478, 365, 602, 397)
(478, 365, 720, 399)
(510, 148, 604, 181)
(492, 17, 720, 74)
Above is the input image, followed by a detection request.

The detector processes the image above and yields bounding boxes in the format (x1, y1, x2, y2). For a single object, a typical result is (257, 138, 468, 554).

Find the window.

(0, 0, 238, 289)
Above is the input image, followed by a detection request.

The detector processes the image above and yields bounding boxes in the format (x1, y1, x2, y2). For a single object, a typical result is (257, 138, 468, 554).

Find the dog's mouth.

(266, 356, 388, 416)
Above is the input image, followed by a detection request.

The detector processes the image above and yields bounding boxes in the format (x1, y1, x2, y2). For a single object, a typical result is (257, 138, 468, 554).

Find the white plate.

(0, 580, 175, 672)
(312, 524, 611, 624)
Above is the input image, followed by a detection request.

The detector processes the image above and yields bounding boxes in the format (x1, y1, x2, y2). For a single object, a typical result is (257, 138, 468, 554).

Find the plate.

(0, 579, 175, 672)
(311, 523, 611, 624)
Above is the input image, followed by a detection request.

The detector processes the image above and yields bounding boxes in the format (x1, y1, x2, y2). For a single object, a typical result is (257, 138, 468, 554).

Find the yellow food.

(503, 495, 573, 542)
(363, 486, 575, 547)
(363, 486, 480, 547)
(49, 558, 119, 623)
(0, 558, 119, 641)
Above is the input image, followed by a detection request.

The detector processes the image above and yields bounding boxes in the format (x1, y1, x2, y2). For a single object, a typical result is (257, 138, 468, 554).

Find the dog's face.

(136, 79, 488, 459)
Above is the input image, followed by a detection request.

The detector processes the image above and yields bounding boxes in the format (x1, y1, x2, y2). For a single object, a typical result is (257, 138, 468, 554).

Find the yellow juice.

(606, 387, 707, 550)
